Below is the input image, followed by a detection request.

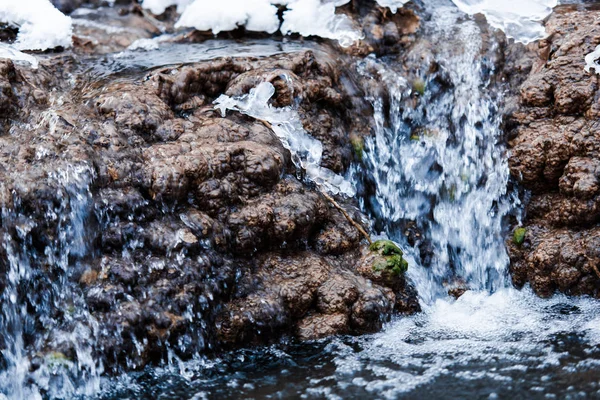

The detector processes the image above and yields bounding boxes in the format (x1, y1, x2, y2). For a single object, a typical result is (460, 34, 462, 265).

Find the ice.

(147, 0, 362, 47)
(585, 44, 600, 74)
(280, 0, 363, 47)
(375, 0, 410, 13)
(175, 0, 280, 34)
(451, 0, 557, 43)
(126, 38, 161, 51)
(0, 0, 72, 50)
(142, 0, 192, 15)
(0, 43, 38, 68)
(214, 81, 355, 197)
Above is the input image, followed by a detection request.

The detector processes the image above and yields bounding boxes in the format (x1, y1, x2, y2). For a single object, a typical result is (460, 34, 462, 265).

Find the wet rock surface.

(504, 5, 600, 298)
(0, 2, 421, 373)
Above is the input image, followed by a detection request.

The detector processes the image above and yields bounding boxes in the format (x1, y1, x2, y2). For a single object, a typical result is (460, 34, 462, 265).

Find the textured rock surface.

(504, 5, 600, 298)
(0, 1, 421, 372)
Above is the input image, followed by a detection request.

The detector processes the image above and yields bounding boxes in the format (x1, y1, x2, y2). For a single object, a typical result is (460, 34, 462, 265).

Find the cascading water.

(354, 0, 514, 301)
(0, 164, 101, 399)
(313, 1, 600, 397)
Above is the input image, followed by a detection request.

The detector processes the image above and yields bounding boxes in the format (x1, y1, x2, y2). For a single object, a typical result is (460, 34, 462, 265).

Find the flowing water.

(2, 0, 600, 399)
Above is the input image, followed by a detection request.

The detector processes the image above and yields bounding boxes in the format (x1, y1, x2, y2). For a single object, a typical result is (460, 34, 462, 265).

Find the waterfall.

(354, 1, 516, 302)
(317, 2, 600, 397)
(0, 163, 101, 399)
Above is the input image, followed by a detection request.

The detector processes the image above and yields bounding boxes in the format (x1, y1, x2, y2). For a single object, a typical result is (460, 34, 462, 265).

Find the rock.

(504, 5, 600, 298)
(0, 27, 420, 371)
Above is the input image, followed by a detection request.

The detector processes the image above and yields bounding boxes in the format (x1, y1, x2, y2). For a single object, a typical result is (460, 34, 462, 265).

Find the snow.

(450, 0, 557, 44)
(175, 0, 280, 34)
(214, 81, 355, 197)
(374, 0, 410, 13)
(280, 0, 363, 47)
(0, 0, 72, 51)
(142, 0, 193, 15)
(585, 44, 600, 74)
(148, 0, 365, 47)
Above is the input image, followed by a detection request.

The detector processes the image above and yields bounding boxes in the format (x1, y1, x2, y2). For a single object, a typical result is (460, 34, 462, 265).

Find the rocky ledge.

(0, 1, 420, 372)
(504, 5, 600, 298)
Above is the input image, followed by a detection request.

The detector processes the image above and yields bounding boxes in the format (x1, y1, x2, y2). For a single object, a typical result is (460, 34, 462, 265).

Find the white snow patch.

(374, 0, 410, 13)
(127, 38, 161, 51)
(214, 82, 355, 197)
(585, 44, 600, 74)
(280, 0, 363, 47)
(142, 0, 193, 15)
(0, 0, 72, 50)
(145, 0, 363, 47)
(175, 0, 280, 34)
(450, 0, 557, 44)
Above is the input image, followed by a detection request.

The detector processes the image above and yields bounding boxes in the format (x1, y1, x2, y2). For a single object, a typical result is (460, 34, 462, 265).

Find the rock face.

(0, 2, 420, 373)
(504, 5, 600, 298)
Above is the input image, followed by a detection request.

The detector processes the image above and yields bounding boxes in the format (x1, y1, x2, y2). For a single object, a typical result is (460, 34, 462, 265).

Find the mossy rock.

(370, 240, 408, 276)
(412, 78, 426, 96)
(46, 351, 71, 369)
(350, 135, 365, 161)
(513, 227, 526, 246)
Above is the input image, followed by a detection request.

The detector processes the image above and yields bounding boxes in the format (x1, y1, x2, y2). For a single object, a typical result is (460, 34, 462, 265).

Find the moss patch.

(350, 135, 365, 161)
(412, 78, 426, 96)
(370, 240, 408, 276)
(513, 227, 526, 246)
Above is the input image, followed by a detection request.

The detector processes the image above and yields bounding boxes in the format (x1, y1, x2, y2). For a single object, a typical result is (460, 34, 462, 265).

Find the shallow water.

(96, 288, 600, 399)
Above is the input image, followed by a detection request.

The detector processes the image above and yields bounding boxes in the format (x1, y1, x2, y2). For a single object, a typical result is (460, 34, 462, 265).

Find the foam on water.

(324, 287, 600, 398)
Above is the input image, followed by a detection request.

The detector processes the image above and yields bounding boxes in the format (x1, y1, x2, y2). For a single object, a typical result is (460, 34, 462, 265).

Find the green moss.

(388, 254, 409, 275)
(370, 239, 403, 256)
(370, 240, 408, 276)
(46, 351, 71, 369)
(412, 78, 426, 96)
(513, 227, 527, 246)
(350, 136, 365, 161)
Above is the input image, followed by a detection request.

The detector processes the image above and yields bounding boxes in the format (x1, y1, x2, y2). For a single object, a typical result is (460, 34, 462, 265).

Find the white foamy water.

(214, 81, 355, 197)
(321, 287, 600, 398)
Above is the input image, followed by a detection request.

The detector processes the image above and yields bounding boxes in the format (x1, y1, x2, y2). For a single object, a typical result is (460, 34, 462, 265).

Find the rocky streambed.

(0, 0, 600, 399)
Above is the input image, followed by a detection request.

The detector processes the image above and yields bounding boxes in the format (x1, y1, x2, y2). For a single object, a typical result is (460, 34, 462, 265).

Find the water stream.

(1, 0, 600, 398)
